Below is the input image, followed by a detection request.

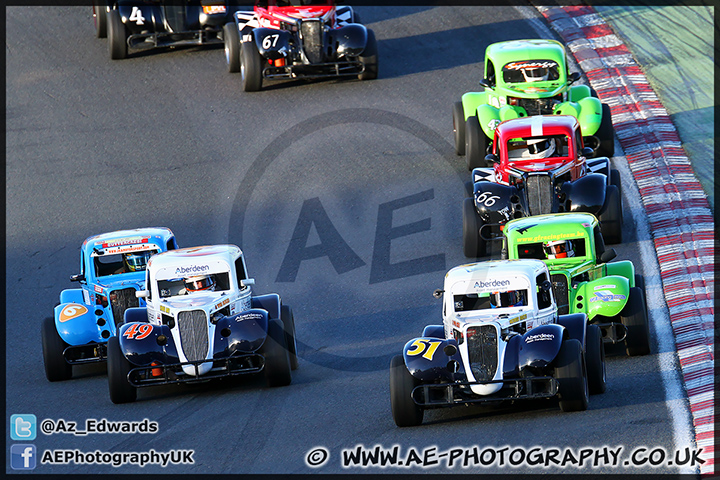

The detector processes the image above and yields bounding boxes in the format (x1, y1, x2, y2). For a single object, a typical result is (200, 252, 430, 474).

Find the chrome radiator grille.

(110, 288, 139, 327)
(515, 97, 555, 116)
(177, 310, 209, 363)
(466, 325, 499, 382)
(526, 175, 553, 216)
(551, 274, 570, 315)
(301, 20, 323, 63)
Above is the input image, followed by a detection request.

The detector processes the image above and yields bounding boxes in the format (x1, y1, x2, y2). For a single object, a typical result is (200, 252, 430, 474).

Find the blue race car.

(41, 227, 178, 381)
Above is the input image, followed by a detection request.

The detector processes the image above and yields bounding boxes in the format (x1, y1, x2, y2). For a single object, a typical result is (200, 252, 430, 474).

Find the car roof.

(496, 115, 578, 142)
(445, 259, 547, 284)
(486, 39, 566, 66)
(504, 213, 596, 242)
(147, 245, 242, 271)
(82, 227, 174, 253)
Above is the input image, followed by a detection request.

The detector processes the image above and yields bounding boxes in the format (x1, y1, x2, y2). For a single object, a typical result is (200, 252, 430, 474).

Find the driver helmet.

(508, 137, 556, 160)
(544, 240, 575, 259)
(184, 275, 216, 293)
(521, 65, 550, 82)
(124, 251, 152, 272)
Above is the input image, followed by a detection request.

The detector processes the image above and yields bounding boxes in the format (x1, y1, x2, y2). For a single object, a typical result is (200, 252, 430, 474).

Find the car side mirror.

(433, 289, 444, 299)
(600, 248, 617, 263)
(485, 153, 499, 164)
(568, 71, 581, 84)
(541, 280, 552, 292)
(581, 147, 594, 157)
(70, 274, 85, 283)
(241, 278, 255, 288)
(479, 78, 491, 88)
(135, 290, 149, 298)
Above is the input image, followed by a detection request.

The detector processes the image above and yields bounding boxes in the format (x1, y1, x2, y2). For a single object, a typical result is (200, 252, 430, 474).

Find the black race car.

(94, 1, 242, 60)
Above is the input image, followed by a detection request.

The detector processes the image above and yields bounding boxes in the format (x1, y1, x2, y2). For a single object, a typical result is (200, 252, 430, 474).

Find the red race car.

(224, 0, 378, 91)
(463, 115, 623, 257)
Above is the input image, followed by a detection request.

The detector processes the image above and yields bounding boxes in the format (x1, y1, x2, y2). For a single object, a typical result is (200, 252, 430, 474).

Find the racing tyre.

(466, 115, 489, 170)
(598, 184, 622, 245)
(453, 101, 466, 155)
(93, 2, 107, 39)
(358, 29, 378, 80)
(597, 103, 615, 157)
(107, 336, 137, 404)
(610, 168, 621, 196)
(240, 41, 263, 92)
(463, 197, 486, 258)
(586, 324, 606, 395)
(464, 180, 474, 197)
(390, 355, 424, 427)
(554, 339, 589, 412)
(281, 304, 299, 370)
(223, 23, 241, 73)
(108, 8, 128, 60)
(261, 319, 292, 387)
(621, 287, 651, 356)
(41, 317, 72, 382)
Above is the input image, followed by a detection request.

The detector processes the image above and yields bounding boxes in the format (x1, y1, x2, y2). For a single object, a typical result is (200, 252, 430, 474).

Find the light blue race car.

(41, 227, 178, 381)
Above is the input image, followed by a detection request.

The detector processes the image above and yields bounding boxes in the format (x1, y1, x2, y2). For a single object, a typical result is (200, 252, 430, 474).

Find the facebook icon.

(11, 444, 36, 470)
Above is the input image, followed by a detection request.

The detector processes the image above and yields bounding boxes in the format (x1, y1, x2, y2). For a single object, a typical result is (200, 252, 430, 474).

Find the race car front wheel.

(261, 319, 292, 387)
(453, 102, 466, 156)
(465, 115, 489, 170)
(358, 28, 378, 81)
(107, 336, 137, 404)
(598, 184, 622, 245)
(223, 23, 240, 73)
(586, 324, 606, 395)
(41, 317, 72, 382)
(554, 339, 589, 412)
(240, 41, 263, 92)
(108, 8, 128, 60)
(462, 197, 486, 258)
(390, 355, 424, 427)
(93, 2, 107, 39)
(596, 103, 615, 158)
(281, 304, 299, 371)
(621, 287, 651, 356)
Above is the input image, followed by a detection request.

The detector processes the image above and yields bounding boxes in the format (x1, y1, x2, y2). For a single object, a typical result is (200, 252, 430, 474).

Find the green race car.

(453, 39, 615, 170)
(502, 212, 649, 356)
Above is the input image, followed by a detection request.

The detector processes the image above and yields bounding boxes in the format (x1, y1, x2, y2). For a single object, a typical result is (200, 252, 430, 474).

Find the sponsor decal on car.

(175, 265, 210, 275)
(160, 305, 170, 314)
(590, 290, 627, 302)
(515, 230, 585, 243)
(594, 285, 617, 290)
(525, 332, 554, 343)
(473, 279, 511, 290)
(504, 60, 557, 71)
(100, 236, 149, 248)
(94, 285, 103, 293)
(214, 298, 230, 310)
(237, 312, 263, 322)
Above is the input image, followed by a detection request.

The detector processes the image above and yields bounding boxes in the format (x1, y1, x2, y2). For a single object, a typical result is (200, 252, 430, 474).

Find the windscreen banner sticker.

(515, 231, 585, 243)
(59, 304, 88, 322)
(99, 237, 149, 248)
(505, 60, 557, 71)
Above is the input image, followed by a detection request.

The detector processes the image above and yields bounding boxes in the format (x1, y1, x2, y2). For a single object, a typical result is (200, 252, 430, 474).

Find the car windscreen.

(93, 248, 159, 277)
(502, 60, 559, 84)
(453, 290, 529, 311)
(157, 272, 231, 297)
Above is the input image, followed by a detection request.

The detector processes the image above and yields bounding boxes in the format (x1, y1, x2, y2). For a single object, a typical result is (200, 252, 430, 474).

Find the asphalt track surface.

(5, 5, 695, 475)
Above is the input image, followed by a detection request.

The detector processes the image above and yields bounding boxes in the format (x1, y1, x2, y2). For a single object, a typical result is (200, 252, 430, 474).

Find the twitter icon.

(11, 414, 36, 440)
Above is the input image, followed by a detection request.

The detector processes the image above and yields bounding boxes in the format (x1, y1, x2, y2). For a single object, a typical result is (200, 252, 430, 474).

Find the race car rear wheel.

(621, 287, 651, 356)
(358, 28, 378, 80)
(598, 184, 622, 245)
(465, 115, 489, 170)
(554, 339, 589, 412)
(223, 23, 240, 73)
(93, 2, 107, 39)
(240, 41, 263, 92)
(281, 304, 299, 371)
(586, 324, 606, 395)
(463, 197, 486, 258)
(107, 336, 137, 403)
(108, 8, 128, 60)
(390, 355, 424, 427)
(610, 168, 621, 193)
(596, 103, 615, 157)
(453, 102, 466, 155)
(41, 317, 72, 382)
(261, 319, 292, 387)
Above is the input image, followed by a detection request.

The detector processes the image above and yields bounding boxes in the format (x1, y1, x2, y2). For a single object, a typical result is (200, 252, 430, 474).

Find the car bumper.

(411, 376, 559, 408)
(126, 353, 264, 387)
(263, 60, 364, 80)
